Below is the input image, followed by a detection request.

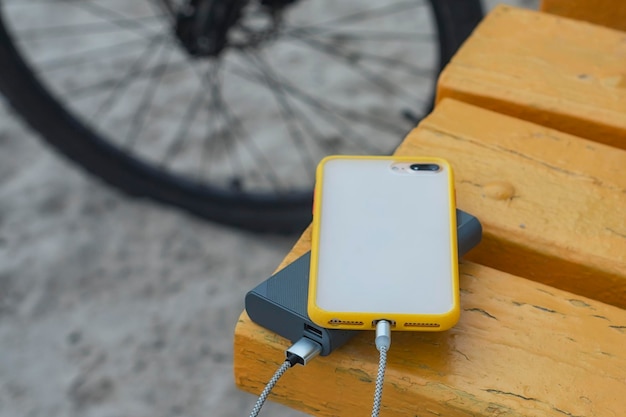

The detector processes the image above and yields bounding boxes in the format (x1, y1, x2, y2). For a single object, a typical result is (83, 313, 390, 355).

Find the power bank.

(245, 209, 482, 356)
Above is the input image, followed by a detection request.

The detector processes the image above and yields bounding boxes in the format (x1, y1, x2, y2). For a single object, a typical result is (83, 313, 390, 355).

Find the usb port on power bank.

(304, 323, 323, 338)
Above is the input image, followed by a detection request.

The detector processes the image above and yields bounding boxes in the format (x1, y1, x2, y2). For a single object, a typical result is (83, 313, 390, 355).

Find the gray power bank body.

(245, 209, 482, 356)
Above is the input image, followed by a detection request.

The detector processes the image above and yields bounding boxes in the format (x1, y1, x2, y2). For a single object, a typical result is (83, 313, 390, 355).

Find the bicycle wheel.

(0, 0, 483, 233)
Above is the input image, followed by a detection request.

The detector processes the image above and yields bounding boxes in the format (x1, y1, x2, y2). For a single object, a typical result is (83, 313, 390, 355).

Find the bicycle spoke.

(156, 61, 221, 182)
(63, 54, 187, 100)
(145, 0, 173, 22)
(215, 85, 285, 190)
(282, 28, 433, 43)
(196, 59, 285, 191)
(206, 62, 242, 186)
(225, 67, 397, 154)
(237, 51, 399, 155)
(199, 62, 225, 183)
(228, 61, 406, 137)
(159, 83, 205, 168)
(243, 50, 317, 181)
(285, 33, 426, 107)
(276, 89, 346, 156)
(297, 118, 334, 155)
(291, 0, 426, 33)
(70, 0, 161, 39)
(91, 36, 165, 121)
(233, 54, 370, 153)
(158, 61, 220, 171)
(13, 14, 165, 41)
(283, 25, 435, 78)
(150, 0, 176, 18)
(125, 42, 172, 148)
(37, 34, 168, 72)
(326, 42, 430, 78)
(222, 52, 399, 133)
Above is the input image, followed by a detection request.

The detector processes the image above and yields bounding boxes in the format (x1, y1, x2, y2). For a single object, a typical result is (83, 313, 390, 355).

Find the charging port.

(304, 323, 323, 338)
(372, 319, 396, 328)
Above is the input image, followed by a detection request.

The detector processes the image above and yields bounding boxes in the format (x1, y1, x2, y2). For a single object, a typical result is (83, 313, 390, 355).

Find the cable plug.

(375, 320, 391, 352)
(286, 337, 322, 366)
(248, 337, 321, 417)
(371, 320, 392, 417)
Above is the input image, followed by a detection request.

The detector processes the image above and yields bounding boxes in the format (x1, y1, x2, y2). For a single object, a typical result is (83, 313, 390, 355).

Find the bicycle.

(0, 0, 483, 233)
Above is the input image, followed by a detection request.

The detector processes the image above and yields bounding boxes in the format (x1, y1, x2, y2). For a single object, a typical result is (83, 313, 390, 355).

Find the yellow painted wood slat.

(398, 99, 626, 308)
(541, 0, 626, 32)
(436, 5, 626, 150)
(235, 261, 626, 416)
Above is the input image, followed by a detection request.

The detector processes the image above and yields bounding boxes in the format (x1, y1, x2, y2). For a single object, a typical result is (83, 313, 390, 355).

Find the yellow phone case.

(308, 155, 459, 331)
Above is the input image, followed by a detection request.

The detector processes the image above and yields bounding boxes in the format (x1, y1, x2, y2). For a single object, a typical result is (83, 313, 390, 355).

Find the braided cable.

(248, 360, 292, 417)
(371, 344, 388, 417)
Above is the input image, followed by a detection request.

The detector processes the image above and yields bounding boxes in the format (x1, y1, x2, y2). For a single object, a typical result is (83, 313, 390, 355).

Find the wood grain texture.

(398, 99, 626, 308)
(436, 5, 626, 149)
(542, 0, 626, 31)
(235, 262, 626, 416)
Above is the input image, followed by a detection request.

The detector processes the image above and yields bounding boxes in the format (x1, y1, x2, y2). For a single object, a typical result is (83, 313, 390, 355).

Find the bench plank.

(398, 99, 626, 308)
(436, 5, 626, 150)
(541, 0, 626, 31)
(235, 261, 626, 416)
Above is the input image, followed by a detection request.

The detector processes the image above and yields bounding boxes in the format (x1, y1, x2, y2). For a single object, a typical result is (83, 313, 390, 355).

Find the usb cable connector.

(248, 337, 322, 417)
(372, 319, 392, 417)
(286, 336, 322, 366)
(374, 319, 391, 352)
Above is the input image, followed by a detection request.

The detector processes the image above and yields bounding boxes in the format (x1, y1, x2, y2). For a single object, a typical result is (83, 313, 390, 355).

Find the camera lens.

(410, 163, 440, 171)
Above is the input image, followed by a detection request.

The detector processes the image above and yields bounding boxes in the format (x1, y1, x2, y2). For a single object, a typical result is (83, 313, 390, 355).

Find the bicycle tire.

(0, 0, 483, 233)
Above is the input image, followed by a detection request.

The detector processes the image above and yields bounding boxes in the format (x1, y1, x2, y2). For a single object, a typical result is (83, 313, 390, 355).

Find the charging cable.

(248, 322, 391, 417)
(248, 337, 321, 417)
(372, 320, 391, 417)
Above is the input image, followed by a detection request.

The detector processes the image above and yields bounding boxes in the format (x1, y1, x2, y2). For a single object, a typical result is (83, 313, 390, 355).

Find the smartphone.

(308, 155, 459, 331)
(245, 209, 481, 355)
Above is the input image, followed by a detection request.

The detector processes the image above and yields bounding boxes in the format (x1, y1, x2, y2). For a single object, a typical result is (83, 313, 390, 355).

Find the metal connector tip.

(375, 320, 391, 351)
(286, 337, 322, 366)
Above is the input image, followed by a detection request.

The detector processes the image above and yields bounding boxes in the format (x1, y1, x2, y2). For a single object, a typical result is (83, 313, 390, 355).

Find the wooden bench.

(541, 0, 626, 31)
(234, 5, 626, 416)
(436, 5, 626, 150)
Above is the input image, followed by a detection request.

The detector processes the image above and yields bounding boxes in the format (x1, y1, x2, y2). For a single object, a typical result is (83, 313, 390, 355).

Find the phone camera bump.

(410, 163, 440, 172)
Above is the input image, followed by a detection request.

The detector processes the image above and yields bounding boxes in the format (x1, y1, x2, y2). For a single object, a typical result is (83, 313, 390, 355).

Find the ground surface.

(0, 1, 535, 416)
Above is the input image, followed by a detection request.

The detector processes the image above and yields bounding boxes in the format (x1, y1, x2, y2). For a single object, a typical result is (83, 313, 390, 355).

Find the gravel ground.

(0, 99, 302, 417)
(0, 1, 537, 417)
